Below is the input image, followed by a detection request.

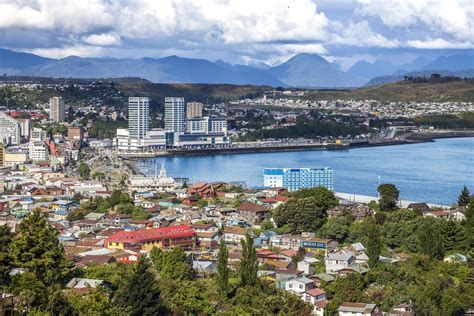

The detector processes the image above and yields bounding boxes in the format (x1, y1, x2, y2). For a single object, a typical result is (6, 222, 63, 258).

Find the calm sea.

(135, 137, 474, 205)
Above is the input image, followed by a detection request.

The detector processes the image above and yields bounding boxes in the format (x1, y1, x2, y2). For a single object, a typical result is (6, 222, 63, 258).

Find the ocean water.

(135, 137, 474, 205)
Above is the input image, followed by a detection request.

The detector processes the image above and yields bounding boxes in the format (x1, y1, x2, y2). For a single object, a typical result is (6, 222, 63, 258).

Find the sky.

(0, 0, 473, 69)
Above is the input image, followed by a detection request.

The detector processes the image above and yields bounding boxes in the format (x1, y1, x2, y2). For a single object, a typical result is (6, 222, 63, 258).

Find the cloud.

(406, 38, 474, 49)
(0, 0, 472, 64)
(357, 0, 474, 42)
(82, 33, 121, 46)
(329, 21, 400, 48)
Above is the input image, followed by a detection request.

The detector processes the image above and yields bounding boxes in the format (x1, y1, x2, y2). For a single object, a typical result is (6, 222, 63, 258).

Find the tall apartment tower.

(128, 97, 150, 140)
(49, 97, 65, 122)
(165, 97, 186, 132)
(186, 102, 203, 119)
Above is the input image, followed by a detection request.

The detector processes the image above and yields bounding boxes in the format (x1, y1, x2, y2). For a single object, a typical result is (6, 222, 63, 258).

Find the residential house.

(223, 226, 251, 245)
(187, 182, 215, 198)
(302, 288, 328, 316)
(325, 251, 356, 274)
(297, 257, 319, 275)
(337, 302, 381, 316)
(104, 225, 196, 251)
(285, 277, 315, 295)
(238, 202, 270, 225)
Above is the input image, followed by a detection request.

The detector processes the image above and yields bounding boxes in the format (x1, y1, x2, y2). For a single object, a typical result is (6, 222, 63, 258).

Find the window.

(289, 284, 293, 288)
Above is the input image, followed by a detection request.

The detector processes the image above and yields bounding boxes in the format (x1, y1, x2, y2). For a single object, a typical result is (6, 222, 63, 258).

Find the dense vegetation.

(271, 185, 474, 315)
(304, 81, 474, 102)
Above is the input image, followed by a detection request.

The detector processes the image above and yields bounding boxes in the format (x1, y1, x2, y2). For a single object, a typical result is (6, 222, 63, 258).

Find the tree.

(291, 187, 338, 210)
(47, 290, 76, 316)
(78, 162, 91, 180)
(113, 256, 165, 316)
(291, 247, 307, 265)
(150, 247, 192, 281)
(215, 239, 230, 296)
(365, 219, 383, 268)
(238, 234, 258, 287)
(318, 216, 352, 243)
(377, 183, 399, 211)
(417, 219, 445, 260)
(11, 210, 72, 286)
(0, 225, 13, 287)
(443, 220, 467, 252)
(458, 185, 471, 207)
(272, 197, 327, 233)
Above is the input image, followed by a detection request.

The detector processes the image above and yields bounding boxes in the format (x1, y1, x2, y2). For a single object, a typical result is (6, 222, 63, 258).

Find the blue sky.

(0, 0, 472, 69)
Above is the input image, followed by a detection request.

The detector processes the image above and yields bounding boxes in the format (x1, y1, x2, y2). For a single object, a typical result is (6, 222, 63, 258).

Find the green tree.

(377, 183, 399, 211)
(238, 234, 258, 287)
(272, 197, 327, 233)
(318, 216, 352, 243)
(113, 256, 165, 316)
(0, 225, 13, 287)
(291, 187, 338, 210)
(443, 220, 467, 252)
(78, 162, 91, 180)
(11, 210, 72, 286)
(366, 219, 383, 268)
(150, 247, 192, 281)
(458, 185, 471, 207)
(47, 290, 76, 316)
(215, 239, 230, 296)
(417, 219, 445, 260)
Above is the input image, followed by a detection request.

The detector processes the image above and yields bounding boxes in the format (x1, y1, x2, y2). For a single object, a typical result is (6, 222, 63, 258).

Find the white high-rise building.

(0, 112, 21, 145)
(49, 97, 65, 122)
(186, 102, 203, 119)
(165, 97, 186, 132)
(128, 97, 150, 140)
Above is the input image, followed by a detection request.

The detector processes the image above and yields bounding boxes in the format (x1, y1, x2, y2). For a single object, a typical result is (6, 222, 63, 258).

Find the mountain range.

(0, 48, 472, 88)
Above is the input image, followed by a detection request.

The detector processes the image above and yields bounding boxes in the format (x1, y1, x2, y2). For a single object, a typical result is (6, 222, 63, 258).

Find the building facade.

(187, 116, 227, 134)
(186, 102, 203, 119)
(29, 141, 49, 161)
(263, 168, 333, 191)
(49, 97, 65, 122)
(165, 97, 186, 132)
(0, 112, 21, 145)
(128, 97, 150, 140)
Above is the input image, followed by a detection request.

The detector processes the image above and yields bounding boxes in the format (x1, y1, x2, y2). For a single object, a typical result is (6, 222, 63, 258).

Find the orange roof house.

(104, 225, 196, 251)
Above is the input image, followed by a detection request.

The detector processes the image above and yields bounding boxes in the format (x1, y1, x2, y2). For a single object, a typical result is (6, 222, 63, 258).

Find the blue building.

(263, 168, 333, 192)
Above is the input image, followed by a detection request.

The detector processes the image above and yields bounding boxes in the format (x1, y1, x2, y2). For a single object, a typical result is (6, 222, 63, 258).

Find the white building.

(16, 118, 31, 140)
(187, 116, 227, 134)
(165, 97, 186, 132)
(29, 141, 49, 161)
(325, 251, 356, 274)
(263, 167, 334, 191)
(128, 163, 176, 192)
(186, 102, 203, 119)
(0, 112, 21, 145)
(49, 97, 65, 122)
(297, 257, 319, 275)
(285, 277, 315, 295)
(128, 97, 150, 140)
(31, 127, 47, 141)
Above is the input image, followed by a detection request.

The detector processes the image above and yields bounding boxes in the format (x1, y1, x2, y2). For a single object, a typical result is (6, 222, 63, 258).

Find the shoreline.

(118, 132, 474, 160)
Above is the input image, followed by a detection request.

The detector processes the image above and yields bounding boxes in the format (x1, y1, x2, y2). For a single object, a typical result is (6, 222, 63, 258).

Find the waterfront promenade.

(335, 192, 449, 209)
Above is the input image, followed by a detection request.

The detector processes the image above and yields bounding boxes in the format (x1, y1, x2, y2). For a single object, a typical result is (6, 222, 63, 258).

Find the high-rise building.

(263, 167, 333, 191)
(165, 97, 186, 132)
(0, 112, 21, 145)
(16, 118, 31, 140)
(128, 97, 150, 140)
(49, 97, 65, 122)
(186, 102, 203, 119)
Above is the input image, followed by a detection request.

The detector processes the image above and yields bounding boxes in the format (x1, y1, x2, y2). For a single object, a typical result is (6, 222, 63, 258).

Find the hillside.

(304, 81, 474, 102)
(116, 82, 271, 104)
